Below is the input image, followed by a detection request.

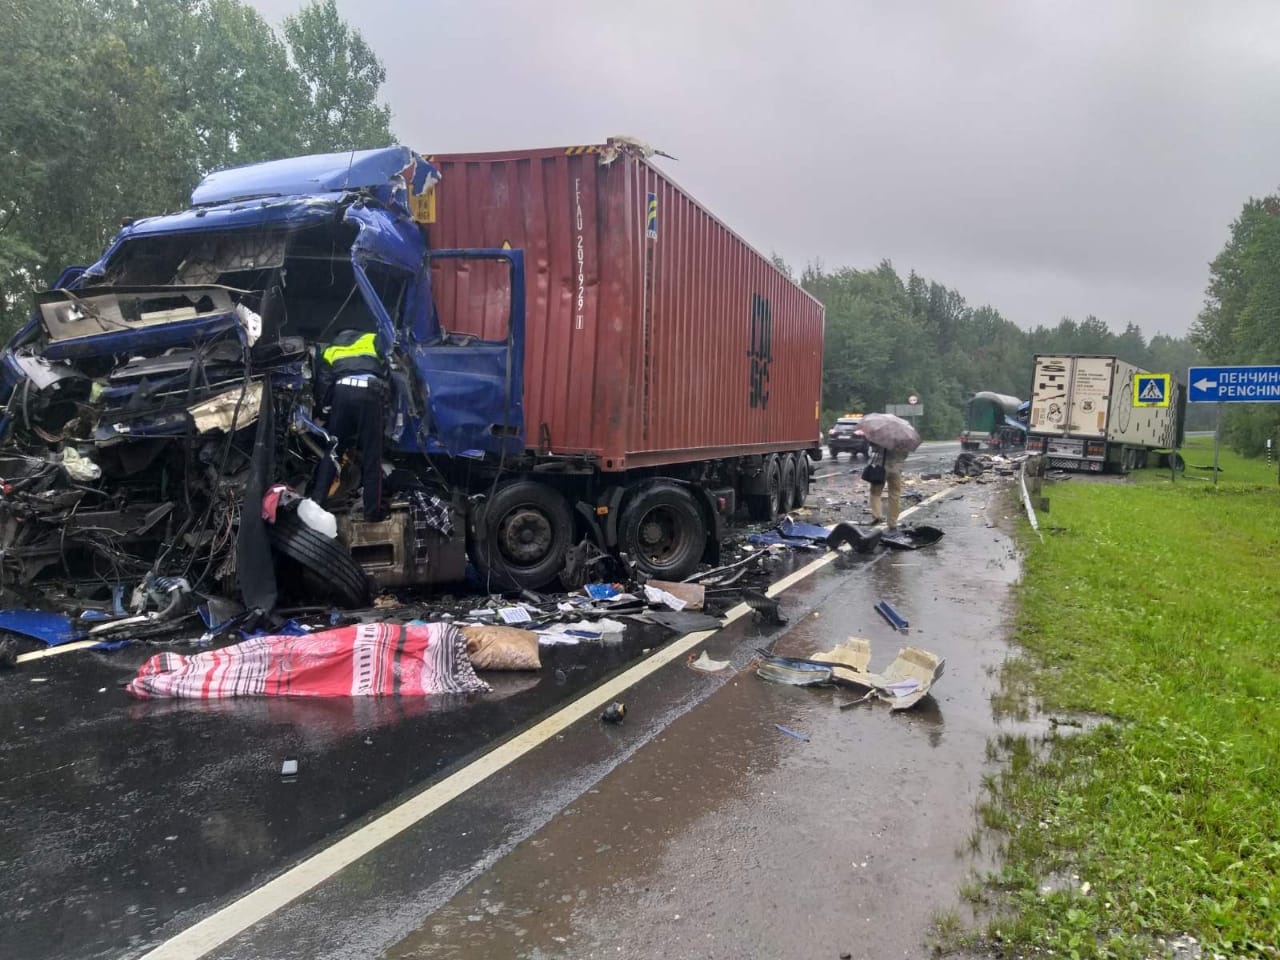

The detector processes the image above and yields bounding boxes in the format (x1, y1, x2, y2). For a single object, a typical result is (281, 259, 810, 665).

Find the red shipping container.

(428, 142, 824, 473)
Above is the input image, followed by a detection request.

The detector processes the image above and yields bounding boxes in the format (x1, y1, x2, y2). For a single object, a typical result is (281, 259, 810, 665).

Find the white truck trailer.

(1025, 355, 1184, 473)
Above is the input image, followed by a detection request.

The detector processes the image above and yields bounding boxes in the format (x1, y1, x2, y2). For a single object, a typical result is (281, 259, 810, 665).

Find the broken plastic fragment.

(61, 447, 101, 482)
(689, 651, 729, 672)
(774, 724, 810, 742)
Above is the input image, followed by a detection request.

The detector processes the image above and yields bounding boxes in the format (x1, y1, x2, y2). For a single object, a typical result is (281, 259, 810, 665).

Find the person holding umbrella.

(855, 413, 922, 530)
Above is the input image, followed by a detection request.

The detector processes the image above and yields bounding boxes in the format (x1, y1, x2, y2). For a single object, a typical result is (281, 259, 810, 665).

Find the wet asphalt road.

(1, 440, 983, 960)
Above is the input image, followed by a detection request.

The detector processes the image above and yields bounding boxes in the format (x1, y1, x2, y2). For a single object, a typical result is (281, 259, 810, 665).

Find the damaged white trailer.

(1025, 354, 1185, 473)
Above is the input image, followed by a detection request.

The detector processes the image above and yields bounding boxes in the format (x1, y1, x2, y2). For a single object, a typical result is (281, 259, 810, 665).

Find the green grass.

(980, 437, 1280, 958)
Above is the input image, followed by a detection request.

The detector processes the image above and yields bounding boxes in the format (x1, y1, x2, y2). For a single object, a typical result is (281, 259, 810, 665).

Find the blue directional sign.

(1188, 365, 1280, 403)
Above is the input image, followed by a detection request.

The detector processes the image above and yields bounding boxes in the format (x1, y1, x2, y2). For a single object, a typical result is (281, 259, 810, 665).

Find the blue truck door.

(405, 249, 526, 457)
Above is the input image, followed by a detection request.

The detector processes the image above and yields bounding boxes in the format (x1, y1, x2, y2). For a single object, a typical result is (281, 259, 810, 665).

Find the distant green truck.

(959, 392, 1026, 452)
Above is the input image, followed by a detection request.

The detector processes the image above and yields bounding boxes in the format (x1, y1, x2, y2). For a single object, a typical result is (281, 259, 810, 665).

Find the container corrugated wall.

(429, 145, 824, 472)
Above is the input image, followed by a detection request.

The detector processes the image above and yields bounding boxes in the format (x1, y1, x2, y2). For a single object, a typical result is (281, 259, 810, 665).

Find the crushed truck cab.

(0, 142, 824, 611)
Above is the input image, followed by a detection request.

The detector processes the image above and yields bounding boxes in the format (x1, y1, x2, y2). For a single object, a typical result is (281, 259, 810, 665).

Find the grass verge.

(979, 438, 1280, 958)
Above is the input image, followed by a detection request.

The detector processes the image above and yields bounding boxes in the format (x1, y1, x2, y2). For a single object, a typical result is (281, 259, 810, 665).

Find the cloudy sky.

(251, 0, 1280, 337)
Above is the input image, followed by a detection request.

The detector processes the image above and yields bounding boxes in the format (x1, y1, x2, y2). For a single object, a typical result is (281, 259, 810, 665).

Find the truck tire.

(748, 455, 783, 522)
(780, 455, 797, 512)
(268, 510, 371, 608)
(793, 453, 810, 507)
(620, 482, 706, 582)
(470, 480, 574, 591)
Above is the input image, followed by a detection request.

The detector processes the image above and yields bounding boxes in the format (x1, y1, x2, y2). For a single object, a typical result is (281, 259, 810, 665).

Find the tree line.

(798, 260, 1209, 439)
(0, 0, 394, 335)
(1192, 196, 1280, 454)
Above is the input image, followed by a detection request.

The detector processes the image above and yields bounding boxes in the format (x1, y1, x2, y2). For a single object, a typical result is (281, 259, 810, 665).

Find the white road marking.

(140, 486, 955, 960)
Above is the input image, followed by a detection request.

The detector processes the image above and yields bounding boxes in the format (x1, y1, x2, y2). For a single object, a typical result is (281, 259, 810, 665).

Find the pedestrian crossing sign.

(1133, 373, 1171, 407)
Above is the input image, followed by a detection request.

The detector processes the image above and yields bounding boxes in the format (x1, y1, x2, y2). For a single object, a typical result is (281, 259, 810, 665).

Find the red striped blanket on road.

(126, 622, 489, 699)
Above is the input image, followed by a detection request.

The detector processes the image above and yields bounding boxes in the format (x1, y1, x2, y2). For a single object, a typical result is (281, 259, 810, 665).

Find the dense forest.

(799, 260, 1210, 438)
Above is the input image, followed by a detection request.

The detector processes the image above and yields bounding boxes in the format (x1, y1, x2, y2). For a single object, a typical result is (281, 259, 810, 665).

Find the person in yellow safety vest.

(312, 329, 389, 521)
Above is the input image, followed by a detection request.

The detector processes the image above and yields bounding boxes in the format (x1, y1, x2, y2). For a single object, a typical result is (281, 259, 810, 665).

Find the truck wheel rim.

(636, 506, 686, 563)
(497, 508, 554, 566)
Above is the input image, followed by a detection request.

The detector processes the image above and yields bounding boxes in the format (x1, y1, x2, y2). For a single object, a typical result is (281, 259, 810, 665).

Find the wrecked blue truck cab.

(0, 147, 526, 609)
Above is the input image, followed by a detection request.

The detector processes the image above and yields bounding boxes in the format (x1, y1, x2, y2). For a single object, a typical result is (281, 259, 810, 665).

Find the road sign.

(1188, 365, 1280, 403)
(1133, 373, 1170, 407)
(907, 394, 919, 406)
(886, 403, 923, 418)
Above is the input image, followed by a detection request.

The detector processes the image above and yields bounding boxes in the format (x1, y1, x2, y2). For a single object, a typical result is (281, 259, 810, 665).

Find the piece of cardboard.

(811, 639, 945, 710)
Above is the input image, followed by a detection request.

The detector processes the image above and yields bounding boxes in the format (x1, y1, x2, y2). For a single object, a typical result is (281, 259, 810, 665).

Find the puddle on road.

(385, 485, 1047, 960)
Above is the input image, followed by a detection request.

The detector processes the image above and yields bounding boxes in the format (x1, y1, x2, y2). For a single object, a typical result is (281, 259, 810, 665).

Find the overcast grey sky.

(252, 0, 1280, 337)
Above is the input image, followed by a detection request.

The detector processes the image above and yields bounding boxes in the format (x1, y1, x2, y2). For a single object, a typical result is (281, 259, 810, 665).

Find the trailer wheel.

(780, 455, 797, 512)
(471, 481, 573, 590)
(269, 510, 371, 608)
(793, 453, 810, 507)
(620, 482, 706, 581)
(748, 455, 783, 522)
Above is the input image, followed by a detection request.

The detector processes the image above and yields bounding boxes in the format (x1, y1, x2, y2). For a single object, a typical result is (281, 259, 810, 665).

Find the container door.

(411, 248, 526, 456)
(1066, 357, 1113, 438)
(1029, 356, 1073, 435)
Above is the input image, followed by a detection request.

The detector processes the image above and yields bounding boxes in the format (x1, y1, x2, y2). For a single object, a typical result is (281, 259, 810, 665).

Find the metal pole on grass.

(1213, 403, 1223, 487)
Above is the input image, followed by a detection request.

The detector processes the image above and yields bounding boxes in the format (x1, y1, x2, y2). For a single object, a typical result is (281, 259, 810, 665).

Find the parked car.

(827, 416, 870, 460)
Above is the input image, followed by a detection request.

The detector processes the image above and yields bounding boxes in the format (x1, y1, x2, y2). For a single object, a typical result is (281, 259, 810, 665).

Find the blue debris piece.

(874, 600, 909, 630)
(746, 531, 818, 549)
(240, 618, 311, 641)
(0, 610, 81, 646)
(0, 609, 135, 653)
(584, 583, 620, 600)
(778, 519, 832, 541)
(775, 724, 811, 742)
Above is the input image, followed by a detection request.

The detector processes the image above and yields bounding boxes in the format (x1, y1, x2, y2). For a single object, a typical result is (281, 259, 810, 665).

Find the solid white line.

(140, 485, 955, 960)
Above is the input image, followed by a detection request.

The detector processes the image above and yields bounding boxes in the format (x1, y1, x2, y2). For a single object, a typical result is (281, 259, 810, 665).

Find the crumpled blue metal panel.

(191, 146, 415, 206)
(345, 203, 427, 275)
(80, 198, 341, 281)
(0, 609, 79, 645)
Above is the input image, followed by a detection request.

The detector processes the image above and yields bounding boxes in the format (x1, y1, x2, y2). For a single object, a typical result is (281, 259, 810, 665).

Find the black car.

(827, 417, 870, 460)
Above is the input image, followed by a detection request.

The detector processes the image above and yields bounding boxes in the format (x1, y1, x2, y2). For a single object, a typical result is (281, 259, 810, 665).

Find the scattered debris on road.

(756, 638, 946, 710)
(811, 640, 946, 710)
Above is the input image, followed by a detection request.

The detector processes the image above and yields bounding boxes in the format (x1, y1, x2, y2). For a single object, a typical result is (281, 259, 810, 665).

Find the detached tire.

(620, 482, 707, 581)
(268, 510, 370, 608)
(470, 480, 573, 591)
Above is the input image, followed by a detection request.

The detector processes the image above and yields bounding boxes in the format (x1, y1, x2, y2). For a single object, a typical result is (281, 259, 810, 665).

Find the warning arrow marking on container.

(1194, 377, 1217, 391)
